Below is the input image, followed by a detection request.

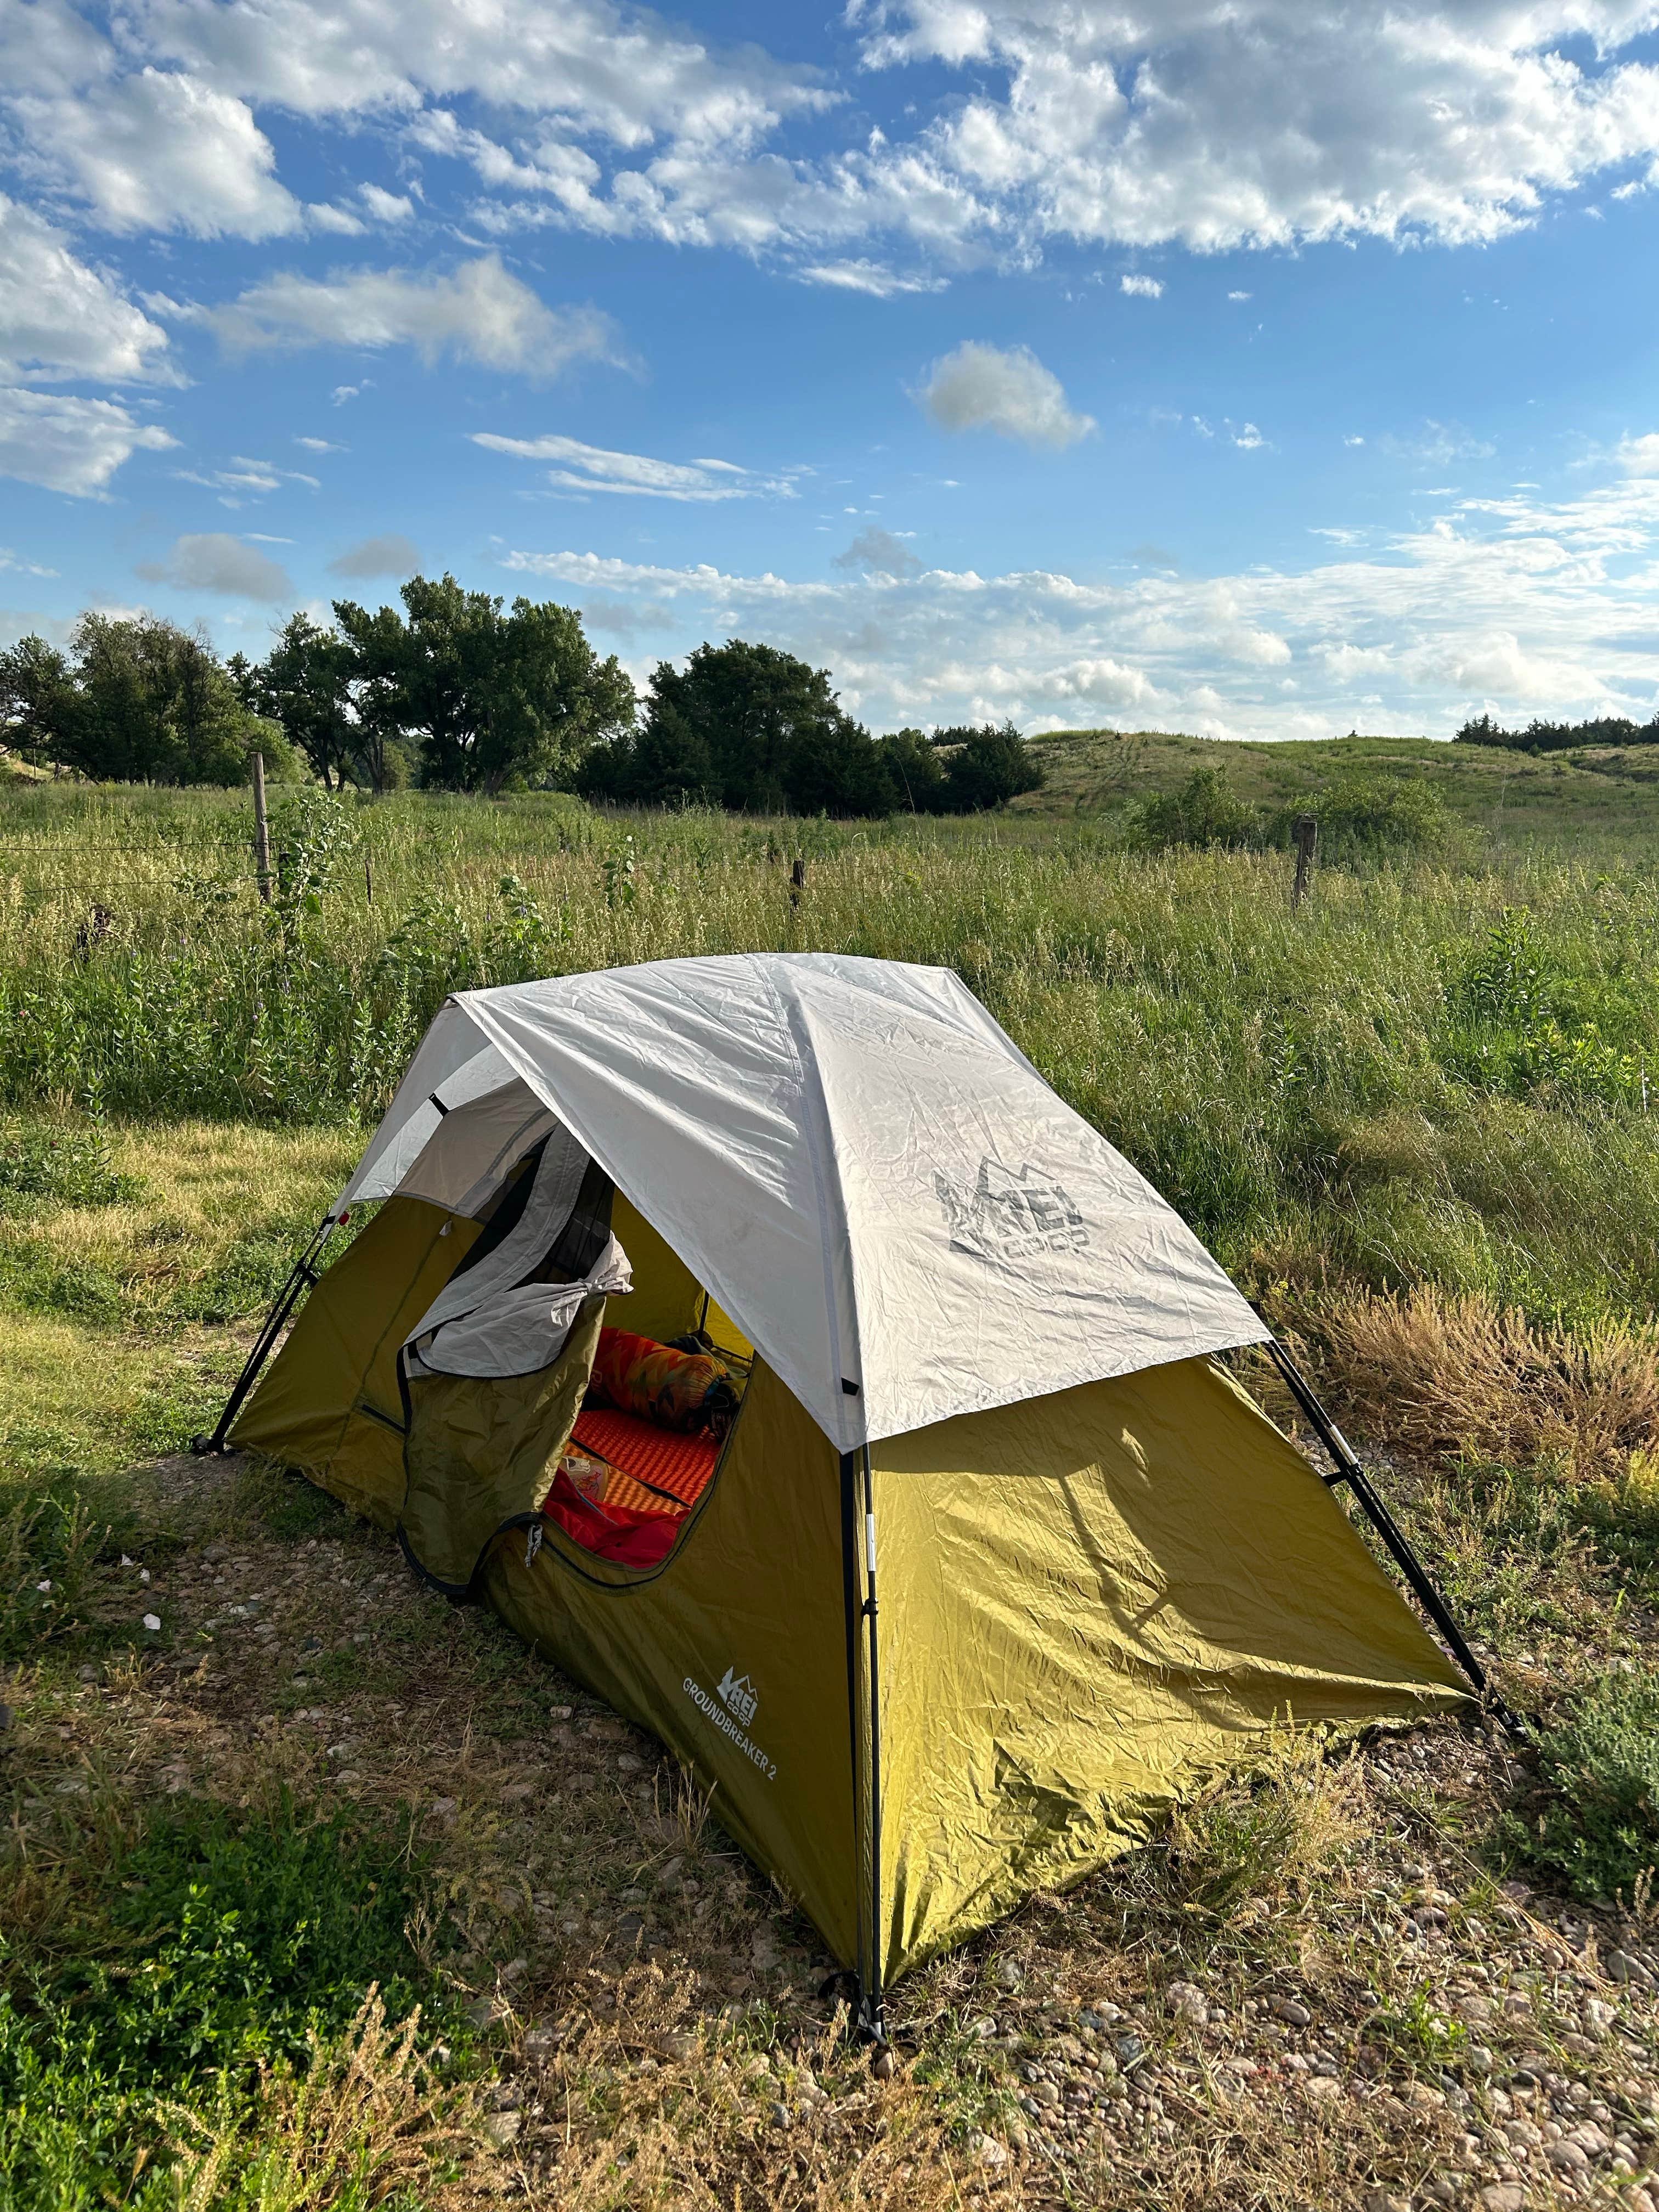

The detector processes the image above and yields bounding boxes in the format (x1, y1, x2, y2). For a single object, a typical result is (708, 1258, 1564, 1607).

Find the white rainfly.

(335, 953, 1267, 1451)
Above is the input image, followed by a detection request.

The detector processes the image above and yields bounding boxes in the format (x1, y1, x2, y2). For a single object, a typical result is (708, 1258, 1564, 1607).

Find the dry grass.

(174, 1988, 483, 2210)
(1306, 1285, 1659, 1483)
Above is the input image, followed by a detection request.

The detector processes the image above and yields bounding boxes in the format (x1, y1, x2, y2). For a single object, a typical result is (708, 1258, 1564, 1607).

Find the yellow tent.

(210, 955, 1485, 2033)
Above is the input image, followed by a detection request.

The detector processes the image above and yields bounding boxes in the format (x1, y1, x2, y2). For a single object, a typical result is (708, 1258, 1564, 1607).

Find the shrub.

(1264, 773, 1449, 864)
(1505, 1666, 1659, 1903)
(1130, 764, 1259, 851)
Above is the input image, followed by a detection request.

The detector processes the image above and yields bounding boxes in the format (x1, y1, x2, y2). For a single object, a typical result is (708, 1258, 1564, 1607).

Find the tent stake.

(193, 1212, 338, 1455)
(1261, 1330, 1526, 1740)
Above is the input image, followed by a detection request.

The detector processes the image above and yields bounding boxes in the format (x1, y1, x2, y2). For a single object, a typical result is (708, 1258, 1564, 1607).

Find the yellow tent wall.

(869, 1355, 1468, 1978)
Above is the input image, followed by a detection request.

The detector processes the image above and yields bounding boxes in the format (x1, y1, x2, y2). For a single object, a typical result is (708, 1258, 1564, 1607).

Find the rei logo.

(716, 1666, 759, 1726)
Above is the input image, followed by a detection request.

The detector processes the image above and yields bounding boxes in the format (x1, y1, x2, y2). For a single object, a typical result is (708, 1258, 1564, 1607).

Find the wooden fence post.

(1291, 814, 1317, 911)
(252, 751, 273, 903)
(790, 856, 806, 908)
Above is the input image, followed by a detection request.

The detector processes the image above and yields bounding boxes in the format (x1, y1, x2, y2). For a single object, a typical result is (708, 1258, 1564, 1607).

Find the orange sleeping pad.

(570, 1408, 720, 1512)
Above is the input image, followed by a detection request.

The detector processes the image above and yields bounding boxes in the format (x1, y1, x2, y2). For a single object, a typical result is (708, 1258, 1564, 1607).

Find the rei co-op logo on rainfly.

(716, 1666, 759, 1726)
(934, 1155, 1088, 1265)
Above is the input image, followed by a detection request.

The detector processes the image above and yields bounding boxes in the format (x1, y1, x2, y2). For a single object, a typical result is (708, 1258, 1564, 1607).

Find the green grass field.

(6, 767, 1659, 2208)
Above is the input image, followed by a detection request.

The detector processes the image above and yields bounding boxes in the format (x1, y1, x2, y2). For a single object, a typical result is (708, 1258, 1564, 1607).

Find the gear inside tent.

(211, 953, 1488, 2028)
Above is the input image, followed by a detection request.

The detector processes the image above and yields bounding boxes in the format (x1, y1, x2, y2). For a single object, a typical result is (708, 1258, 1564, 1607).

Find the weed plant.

(6, 785, 1659, 1331)
(1503, 1664, 1659, 1903)
(0, 1785, 468, 2207)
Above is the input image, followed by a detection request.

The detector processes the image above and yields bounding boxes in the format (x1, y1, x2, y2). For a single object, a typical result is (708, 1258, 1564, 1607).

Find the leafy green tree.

(253, 614, 364, 790)
(876, 727, 946, 812)
(334, 574, 634, 794)
(932, 721, 1045, 812)
(5, 617, 265, 785)
(590, 640, 894, 816)
(0, 635, 79, 766)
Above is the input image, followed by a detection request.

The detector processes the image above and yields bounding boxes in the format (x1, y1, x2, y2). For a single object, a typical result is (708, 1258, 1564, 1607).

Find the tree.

(0, 635, 79, 766)
(931, 721, 1045, 812)
(877, 728, 946, 812)
(4, 616, 265, 785)
(253, 614, 363, 790)
(333, 574, 634, 794)
(589, 640, 894, 815)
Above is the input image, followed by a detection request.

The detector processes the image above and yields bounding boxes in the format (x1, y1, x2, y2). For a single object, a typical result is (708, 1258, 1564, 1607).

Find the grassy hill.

(1015, 727, 1659, 844)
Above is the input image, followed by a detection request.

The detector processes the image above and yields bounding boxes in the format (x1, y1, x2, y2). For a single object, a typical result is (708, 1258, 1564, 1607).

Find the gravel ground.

(7, 1449, 1658, 2210)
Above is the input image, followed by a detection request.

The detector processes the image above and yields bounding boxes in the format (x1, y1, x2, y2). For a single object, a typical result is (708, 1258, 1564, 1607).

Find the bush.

(1265, 773, 1449, 864)
(1505, 1666, 1659, 1902)
(1130, 765, 1259, 851)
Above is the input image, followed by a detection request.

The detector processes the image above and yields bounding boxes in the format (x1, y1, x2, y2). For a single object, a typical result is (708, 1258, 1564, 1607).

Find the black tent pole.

(1259, 1326, 1525, 1741)
(860, 1443, 887, 2046)
(193, 1212, 337, 1455)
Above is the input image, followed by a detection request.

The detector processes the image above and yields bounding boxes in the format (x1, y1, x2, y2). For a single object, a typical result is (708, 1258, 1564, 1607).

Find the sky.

(8, 2, 1659, 741)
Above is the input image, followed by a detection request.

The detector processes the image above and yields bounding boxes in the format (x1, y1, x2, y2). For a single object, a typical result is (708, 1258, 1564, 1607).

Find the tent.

(206, 953, 1491, 2032)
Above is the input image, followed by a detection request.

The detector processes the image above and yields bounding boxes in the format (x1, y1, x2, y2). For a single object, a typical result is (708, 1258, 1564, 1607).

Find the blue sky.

(7, 1, 1659, 740)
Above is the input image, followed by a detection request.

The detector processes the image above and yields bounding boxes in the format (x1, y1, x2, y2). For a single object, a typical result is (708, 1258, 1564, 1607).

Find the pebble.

(1584, 1998, 1617, 2034)
(1271, 1996, 1312, 2028)
(483, 2111, 522, 2149)
(995, 1960, 1024, 1991)
(1166, 1980, 1209, 2023)
(769, 2101, 791, 2129)
(1365, 2193, 1408, 2212)
(1610, 1952, 1655, 1988)
(1479, 2188, 1526, 2212)
(967, 2131, 1008, 2168)
(655, 2032, 696, 2062)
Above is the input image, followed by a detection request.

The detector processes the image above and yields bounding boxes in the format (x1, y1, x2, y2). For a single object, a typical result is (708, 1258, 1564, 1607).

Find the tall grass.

(5, 783, 1659, 1323)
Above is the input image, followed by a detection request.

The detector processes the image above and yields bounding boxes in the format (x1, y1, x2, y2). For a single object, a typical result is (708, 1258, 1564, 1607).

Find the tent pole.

(193, 1212, 338, 1456)
(860, 1443, 887, 2045)
(1261, 1330, 1526, 1741)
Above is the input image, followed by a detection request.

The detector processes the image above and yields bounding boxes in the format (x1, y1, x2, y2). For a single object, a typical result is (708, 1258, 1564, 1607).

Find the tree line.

(0, 574, 1044, 816)
(1456, 713, 1659, 753)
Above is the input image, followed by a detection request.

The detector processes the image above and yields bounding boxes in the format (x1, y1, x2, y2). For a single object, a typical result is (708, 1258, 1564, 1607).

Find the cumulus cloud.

(1618, 432, 1659, 477)
(0, 386, 176, 496)
(472, 431, 795, 500)
(916, 341, 1094, 449)
(1120, 273, 1163, 298)
(136, 532, 292, 600)
(328, 532, 422, 577)
(201, 256, 622, 377)
(0, 198, 174, 384)
(834, 526, 922, 578)
(498, 464, 1659, 736)
(13, 69, 302, 238)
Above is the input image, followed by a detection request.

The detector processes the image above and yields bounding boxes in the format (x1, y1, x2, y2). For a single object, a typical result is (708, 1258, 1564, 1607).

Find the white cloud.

(1618, 432, 1659, 478)
(308, 202, 367, 235)
(1384, 419, 1496, 466)
(331, 384, 363, 404)
(472, 431, 795, 500)
(1120, 273, 1163, 298)
(360, 183, 416, 223)
(0, 548, 60, 578)
(136, 531, 292, 600)
(1228, 290, 1251, 301)
(916, 340, 1093, 449)
(294, 436, 345, 453)
(834, 525, 922, 577)
(0, 198, 174, 385)
(796, 258, 949, 296)
(1232, 422, 1267, 450)
(498, 462, 1659, 736)
(328, 533, 422, 577)
(206, 256, 623, 376)
(173, 454, 320, 505)
(0, 386, 176, 496)
(14, 69, 302, 238)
